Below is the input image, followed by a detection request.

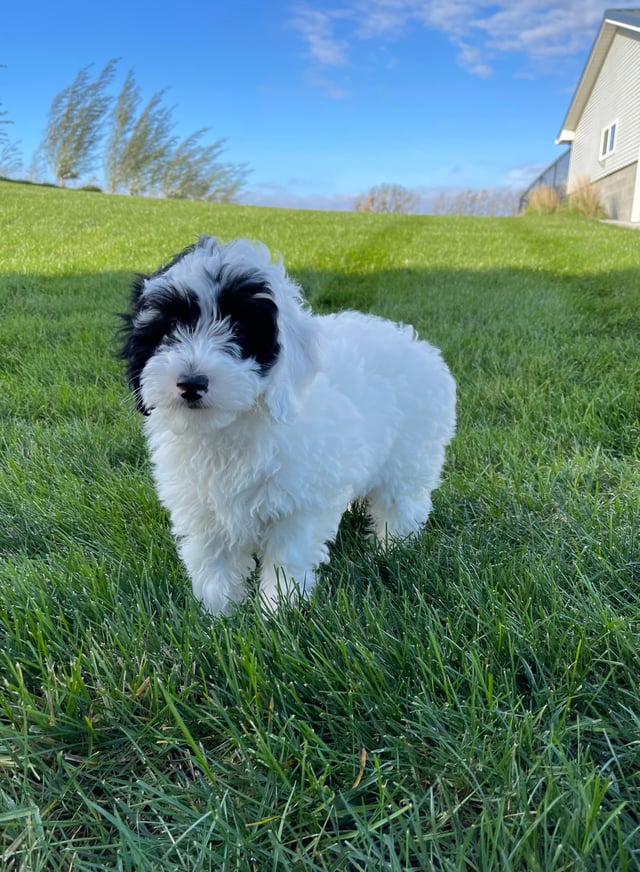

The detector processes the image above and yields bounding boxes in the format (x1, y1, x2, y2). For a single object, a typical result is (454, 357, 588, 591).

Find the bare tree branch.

(354, 183, 418, 214)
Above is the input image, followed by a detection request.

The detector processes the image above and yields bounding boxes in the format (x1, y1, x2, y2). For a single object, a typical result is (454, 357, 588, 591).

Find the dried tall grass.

(566, 176, 608, 218)
(523, 184, 562, 215)
(523, 177, 608, 219)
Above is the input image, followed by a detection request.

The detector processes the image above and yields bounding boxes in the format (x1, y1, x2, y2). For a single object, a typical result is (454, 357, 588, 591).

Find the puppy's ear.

(118, 274, 152, 415)
(195, 234, 220, 255)
(263, 288, 319, 423)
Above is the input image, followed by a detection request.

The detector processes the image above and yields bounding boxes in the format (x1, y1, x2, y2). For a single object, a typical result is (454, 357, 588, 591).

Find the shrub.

(523, 178, 608, 220)
(523, 184, 562, 215)
(566, 176, 608, 218)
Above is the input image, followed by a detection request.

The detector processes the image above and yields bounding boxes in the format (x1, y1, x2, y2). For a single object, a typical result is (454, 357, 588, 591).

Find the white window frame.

(600, 120, 618, 160)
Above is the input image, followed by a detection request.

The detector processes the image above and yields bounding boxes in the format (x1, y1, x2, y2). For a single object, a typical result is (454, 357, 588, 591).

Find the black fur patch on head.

(119, 245, 200, 413)
(216, 266, 280, 374)
(119, 242, 281, 414)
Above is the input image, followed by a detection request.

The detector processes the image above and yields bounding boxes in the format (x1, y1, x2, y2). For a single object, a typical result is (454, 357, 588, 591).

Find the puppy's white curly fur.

(123, 236, 456, 614)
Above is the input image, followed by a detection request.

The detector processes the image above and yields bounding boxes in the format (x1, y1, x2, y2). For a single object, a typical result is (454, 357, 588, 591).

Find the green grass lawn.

(1, 180, 639, 870)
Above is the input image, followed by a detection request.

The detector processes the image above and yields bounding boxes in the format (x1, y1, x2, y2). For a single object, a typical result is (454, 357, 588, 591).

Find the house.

(557, 8, 640, 221)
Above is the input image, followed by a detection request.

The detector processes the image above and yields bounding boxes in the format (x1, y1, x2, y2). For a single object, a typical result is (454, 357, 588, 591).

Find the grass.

(1, 180, 639, 869)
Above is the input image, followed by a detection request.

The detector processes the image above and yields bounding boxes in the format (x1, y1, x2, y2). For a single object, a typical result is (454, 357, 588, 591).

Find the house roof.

(557, 9, 640, 143)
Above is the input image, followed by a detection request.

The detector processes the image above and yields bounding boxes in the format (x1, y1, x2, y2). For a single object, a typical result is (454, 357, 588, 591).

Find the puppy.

(120, 236, 456, 614)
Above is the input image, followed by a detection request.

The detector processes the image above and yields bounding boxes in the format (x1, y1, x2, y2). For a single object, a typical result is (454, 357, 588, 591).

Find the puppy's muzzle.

(176, 373, 209, 404)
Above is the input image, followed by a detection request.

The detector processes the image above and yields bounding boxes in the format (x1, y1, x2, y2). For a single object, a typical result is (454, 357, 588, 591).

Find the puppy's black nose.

(176, 373, 209, 403)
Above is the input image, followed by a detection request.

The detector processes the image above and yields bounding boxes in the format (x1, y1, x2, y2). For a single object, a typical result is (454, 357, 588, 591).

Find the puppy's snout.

(176, 373, 209, 403)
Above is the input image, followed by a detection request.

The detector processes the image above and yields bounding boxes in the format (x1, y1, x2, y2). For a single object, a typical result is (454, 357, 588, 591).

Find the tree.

(160, 130, 249, 201)
(0, 66, 23, 178)
(432, 188, 519, 217)
(42, 59, 117, 185)
(105, 68, 137, 194)
(354, 183, 418, 214)
(0, 140, 22, 177)
(0, 83, 9, 141)
(0, 65, 9, 132)
(106, 71, 175, 195)
(107, 69, 249, 201)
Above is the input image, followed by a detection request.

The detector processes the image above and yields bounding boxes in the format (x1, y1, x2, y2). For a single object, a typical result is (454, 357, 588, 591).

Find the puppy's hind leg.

(365, 486, 433, 542)
(365, 436, 449, 542)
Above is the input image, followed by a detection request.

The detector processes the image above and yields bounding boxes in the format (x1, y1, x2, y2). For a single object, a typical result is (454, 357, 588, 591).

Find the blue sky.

(1, 1, 634, 209)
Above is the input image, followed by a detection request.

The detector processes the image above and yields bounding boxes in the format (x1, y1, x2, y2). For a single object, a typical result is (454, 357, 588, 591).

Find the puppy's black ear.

(118, 238, 215, 414)
(118, 273, 152, 415)
(195, 234, 220, 255)
(153, 242, 197, 278)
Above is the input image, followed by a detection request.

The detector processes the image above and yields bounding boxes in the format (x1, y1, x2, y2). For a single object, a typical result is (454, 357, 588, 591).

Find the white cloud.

(503, 161, 550, 190)
(291, 0, 620, 82)
(469, 1, 615, 61)
(455, 42, 492, 78)
(238, 182, 357, 210)
(239, 181, 523, 214)
(290, 6, 350, 66)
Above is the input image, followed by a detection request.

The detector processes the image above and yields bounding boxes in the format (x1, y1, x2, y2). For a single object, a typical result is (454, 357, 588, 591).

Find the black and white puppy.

(121, 235, 456, 614)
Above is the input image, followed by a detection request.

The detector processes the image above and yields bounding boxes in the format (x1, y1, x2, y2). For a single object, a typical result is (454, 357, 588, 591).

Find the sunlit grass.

(1, 180, 639, 869)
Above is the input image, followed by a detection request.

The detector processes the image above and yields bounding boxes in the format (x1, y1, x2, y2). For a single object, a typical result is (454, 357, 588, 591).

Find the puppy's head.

(120, 236, 316, 426)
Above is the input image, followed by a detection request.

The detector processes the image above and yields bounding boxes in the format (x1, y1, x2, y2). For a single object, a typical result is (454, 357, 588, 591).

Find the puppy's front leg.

(259, 562, 318, 612)
(259, 510, 339, 610)
(178, 536, 255, 615)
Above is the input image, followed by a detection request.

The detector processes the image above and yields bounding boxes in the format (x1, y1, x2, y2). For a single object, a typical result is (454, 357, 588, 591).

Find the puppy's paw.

(259, 564, 316, 614)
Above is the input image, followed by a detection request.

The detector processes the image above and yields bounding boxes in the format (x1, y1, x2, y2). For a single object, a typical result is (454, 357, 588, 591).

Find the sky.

(1, 1, 636, 210)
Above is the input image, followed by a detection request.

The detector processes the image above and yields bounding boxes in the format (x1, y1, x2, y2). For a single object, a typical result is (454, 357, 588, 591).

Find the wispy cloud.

(239, 182, 357, 210)
(467, 1, 615, 61)
(290, 6, 350, 66)
(503, 161, 550, 190)
(240, 181, 522, 214)
(291, 0, 618, 86)
(455, 42, 492, 78)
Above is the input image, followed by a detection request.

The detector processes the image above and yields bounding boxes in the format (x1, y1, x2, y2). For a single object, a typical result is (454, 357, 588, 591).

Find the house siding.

(568, 29, 640, 219)
(594, 160, 638, 219)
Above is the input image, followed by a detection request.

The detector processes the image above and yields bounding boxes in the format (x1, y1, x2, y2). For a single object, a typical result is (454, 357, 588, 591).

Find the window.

(600, 121, 617, 159)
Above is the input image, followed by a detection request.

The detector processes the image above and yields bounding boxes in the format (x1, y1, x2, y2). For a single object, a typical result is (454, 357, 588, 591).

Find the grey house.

(557, 8, 640, 221)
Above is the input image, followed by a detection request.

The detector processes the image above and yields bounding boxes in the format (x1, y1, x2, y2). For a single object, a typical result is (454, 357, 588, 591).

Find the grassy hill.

(1, 181, 639, 869)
